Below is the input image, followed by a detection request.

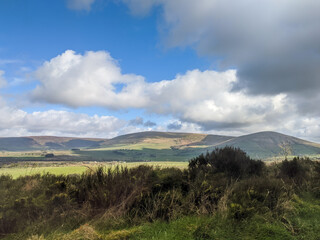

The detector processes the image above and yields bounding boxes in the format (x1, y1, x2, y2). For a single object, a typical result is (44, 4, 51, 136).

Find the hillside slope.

(1, 131, 320, 159)
(213, 131, 320, 158)
(0, 136, 106, 151)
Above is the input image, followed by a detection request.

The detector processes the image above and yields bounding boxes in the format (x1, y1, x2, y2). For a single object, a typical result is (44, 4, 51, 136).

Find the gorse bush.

(189, 146, 265, 179)
(0, 147, 318, 239)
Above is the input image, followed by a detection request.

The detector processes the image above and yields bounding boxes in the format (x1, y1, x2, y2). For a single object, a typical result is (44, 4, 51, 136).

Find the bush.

(189, 146, 265, 179)
(279, 157, 308, 184)
(228, 177, 291, 220)
(2, 148, 315, 237)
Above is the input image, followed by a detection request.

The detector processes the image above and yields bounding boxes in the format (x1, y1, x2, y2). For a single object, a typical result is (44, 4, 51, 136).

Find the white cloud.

(32, 50, 148, 109)
(0, 106, 129, 138)
(33, 51, 287, 130)
(149, 69, 290, 132)
(0, 70, 7, 88)
(66, 0, 95, 11)
(0, 96, 319, 141)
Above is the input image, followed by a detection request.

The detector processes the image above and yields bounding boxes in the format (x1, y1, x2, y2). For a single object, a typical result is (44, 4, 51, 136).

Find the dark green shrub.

(279, 157, 308, 185)
(152, 168, 188, 194)
(189, 146, 265, 179)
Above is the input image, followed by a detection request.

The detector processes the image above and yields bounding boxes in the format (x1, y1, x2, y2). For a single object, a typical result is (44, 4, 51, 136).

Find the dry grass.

(61, 224, 102, 240)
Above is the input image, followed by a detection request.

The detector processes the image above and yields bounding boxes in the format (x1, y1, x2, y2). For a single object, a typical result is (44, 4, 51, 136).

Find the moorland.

(1, 131, 320, 239)
(1, 146, 320, 239)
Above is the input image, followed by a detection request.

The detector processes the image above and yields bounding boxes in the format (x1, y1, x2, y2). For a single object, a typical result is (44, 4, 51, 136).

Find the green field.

(0, 165, 88, 179)
(0, 161, 189, 179)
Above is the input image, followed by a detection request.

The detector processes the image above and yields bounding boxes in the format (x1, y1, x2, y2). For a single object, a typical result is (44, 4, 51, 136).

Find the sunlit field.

(0, 161, 188, 179)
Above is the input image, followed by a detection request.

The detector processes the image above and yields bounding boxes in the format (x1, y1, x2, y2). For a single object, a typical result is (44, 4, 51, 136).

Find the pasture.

(0, 161, 189, 179)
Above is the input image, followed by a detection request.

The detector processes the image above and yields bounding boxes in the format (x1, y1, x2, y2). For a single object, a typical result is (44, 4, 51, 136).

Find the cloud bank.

(0, 106, 128, 138)
(65, 0, 320, 115)
(31, 50, 319, 140)
(122, 0, 320, 98)
(66, 0, 320, 98)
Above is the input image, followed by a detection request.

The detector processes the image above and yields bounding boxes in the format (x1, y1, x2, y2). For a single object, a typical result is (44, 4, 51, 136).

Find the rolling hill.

(0, 136, 105, 151)
(213, 131, 320, 159)
(0, 131, 320, 160)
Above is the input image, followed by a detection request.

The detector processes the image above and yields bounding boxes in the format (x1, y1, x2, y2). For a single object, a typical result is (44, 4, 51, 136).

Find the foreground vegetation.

(1, 147, 320, 239)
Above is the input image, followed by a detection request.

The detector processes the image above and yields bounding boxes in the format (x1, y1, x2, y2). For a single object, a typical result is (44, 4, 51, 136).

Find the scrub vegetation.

(1, 147, 320, 239)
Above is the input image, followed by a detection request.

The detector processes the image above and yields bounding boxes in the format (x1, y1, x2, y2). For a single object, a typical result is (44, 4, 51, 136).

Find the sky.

(0, 0, 320, 141)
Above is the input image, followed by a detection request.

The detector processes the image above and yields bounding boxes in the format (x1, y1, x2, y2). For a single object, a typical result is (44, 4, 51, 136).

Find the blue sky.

(0, 0, 208, 83)
(0, 0, 320, 141)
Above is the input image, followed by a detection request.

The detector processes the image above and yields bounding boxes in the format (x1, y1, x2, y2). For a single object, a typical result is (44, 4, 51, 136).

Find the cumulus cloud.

(32, 50, 291, 132)
(122, 0, 320, 100)
(0, 106, 128, 138)
(32, 50, 148, 109)
(30, 49, 320, 141)
(66, 0, 95, 11)
(150, 69, 291, 132)
(0, 70, 7, 88)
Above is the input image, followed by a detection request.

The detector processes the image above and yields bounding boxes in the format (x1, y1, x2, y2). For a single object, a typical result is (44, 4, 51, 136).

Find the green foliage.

(279, 157, 309, 185)
(228, 177, 291, 220)
(1, 148, 320, 239)
(189, 146, 265, 179)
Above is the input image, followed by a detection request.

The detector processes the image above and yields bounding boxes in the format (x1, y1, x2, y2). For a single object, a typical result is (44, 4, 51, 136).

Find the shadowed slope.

(213, 131, 320, 159)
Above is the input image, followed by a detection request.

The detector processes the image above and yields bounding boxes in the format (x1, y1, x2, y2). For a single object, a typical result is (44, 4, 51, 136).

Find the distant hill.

(212, 131, 320, 159)
(0, 137, 41, 151)
(1, 131, 320, 159)
(0, 136, 106, 151)
(102, 131, 207, 148)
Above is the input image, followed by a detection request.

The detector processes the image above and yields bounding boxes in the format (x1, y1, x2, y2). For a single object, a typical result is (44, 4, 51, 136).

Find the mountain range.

(1, 131, 320, 160)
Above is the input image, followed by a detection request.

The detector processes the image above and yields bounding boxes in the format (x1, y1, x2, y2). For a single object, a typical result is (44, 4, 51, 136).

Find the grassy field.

(0, 165, 88, 179)
(0, 150, 77, 158)
(76, 147, 208, 162)
(0, 161, 189, 179)
(0, 147, 206, 162)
